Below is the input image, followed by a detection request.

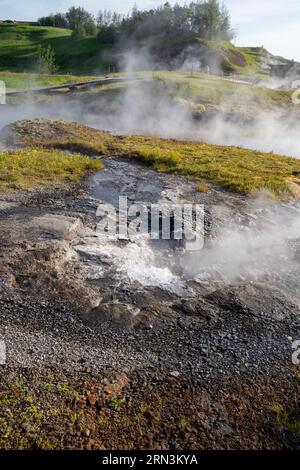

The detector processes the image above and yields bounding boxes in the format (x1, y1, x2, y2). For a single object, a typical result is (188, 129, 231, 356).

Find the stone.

(88, 302, 141, 330)
(86, 392, 98, 406)
(34, 214, 82, 241)
(103, 372, 129, 397)
(170, 371, 180, 378)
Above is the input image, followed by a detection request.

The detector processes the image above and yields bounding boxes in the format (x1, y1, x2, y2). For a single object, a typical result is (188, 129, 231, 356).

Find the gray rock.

(33, 214, 82, 240)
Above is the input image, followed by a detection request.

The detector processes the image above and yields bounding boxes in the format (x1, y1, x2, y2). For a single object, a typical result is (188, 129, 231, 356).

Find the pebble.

(170, 371, 180, 378)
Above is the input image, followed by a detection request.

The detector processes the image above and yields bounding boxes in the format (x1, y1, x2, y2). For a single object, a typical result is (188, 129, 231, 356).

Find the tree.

(52, 13, 69, 29)
(97, 25, 117, 44)
(65, 6, 96, 35)
(72, 24, 87, 39)
(36, 45, 58, 74)
(191, 0, 234, 40)
(38, 15, 55, 27)
(38, 13, 69, 29)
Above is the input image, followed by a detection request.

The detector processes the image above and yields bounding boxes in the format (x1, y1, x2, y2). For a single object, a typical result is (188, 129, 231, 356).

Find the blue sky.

(0, 0, 299, 61)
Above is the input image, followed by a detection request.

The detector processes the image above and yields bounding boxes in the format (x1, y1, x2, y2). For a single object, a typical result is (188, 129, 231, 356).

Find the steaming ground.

(84, 159, 300, 308)
(0, 158, 300, 449)
(0, 83, 300, 449)
(2, 78, 300, 158)
(1, 83, 300, 299)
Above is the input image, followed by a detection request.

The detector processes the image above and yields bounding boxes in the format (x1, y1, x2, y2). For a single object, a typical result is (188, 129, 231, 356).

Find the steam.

(1, 45, 300, 159)
(184, 199, 300, 293)
(1, 49, 300, 302)
(196, 111, 300, 157)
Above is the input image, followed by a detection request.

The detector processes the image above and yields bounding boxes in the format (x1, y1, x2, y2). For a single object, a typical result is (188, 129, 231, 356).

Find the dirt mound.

(0, 118, 109, 155)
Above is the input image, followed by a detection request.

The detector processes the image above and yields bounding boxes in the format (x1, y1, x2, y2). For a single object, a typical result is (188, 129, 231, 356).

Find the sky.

(0, 0, 299, 61)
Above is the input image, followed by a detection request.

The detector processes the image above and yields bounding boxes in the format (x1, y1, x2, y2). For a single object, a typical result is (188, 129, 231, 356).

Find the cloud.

(226, 0, 300, 23)
(225, 0, 300, 61)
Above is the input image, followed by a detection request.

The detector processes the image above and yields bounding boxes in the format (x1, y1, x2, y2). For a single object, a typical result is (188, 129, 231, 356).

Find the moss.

(107, 397, 125, 411)
(271, 403, 300, 440)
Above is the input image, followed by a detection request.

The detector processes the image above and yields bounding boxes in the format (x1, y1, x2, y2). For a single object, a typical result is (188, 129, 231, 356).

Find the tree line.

(38, 1, 234, 43)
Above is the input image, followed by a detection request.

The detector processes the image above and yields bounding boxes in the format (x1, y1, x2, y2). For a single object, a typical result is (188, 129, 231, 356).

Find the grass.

(107, 397, 126, 411)
(6, 118, 300, 198)
(271, 403, 300, 440)
(0, 71, 101, 90)
(76, 71, 292, 117)
(196, 39, 267, 77)
(113, 135, 300, 197)
(0, 147, 102, 192)
(144, 71, 292, 113)
(0, 24, 113, 74)
(5, 69, 292, 119)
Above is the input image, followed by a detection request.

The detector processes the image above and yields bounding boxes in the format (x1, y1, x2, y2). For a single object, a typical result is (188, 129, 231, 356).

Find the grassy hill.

(0, 23, 291, 76)
(0, 23, 111, 74)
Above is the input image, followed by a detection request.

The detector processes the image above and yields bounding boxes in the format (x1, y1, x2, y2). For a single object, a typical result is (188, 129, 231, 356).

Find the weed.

(107, 397, 125, 411)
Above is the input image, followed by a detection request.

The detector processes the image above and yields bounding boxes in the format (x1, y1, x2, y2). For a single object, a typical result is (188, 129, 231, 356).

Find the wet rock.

(33, 214, 82, 241)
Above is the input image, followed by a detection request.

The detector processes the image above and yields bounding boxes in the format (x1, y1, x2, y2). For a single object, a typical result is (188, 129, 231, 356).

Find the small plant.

(107, 397, 125, 411)
(198, 182, 209, 193)
(43, 383, 53, 392)
(36, 45, 58, 74)
(179, 417, 189, 430)
(271, 403, 300, 439)
(70, 413, 80, 426)
(56, 381, 69, 395)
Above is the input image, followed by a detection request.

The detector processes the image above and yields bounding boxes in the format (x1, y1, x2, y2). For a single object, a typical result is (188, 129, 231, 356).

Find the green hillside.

(0, 24, 111, 73)
(0, 23, 284, 76)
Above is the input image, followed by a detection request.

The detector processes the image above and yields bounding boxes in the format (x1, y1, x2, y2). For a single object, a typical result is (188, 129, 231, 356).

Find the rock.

(103, 372, 128, 397)
(21, 423, 32, 433)
(33, 214, 82, 241)
(81, 429, 91, 438)
(170, 371, 180, 378)
(88, 302, 141, 330)
(173, 298, 219, 322)
(206, 283, 298, 321)
(86, 392, 97, 406)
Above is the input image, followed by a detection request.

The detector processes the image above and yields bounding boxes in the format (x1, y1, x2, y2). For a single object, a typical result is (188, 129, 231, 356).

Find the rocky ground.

(0, 120, 300, 450)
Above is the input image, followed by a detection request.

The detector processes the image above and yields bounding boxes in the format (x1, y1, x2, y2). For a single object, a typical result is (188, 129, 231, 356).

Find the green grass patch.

(0, 24, 112, 73)
(114, 136, 300, 197)
(0, 147, 102, 192)
(5, 119, 300, 198)
(0, 71, 101, 90)
(143, 71, 292, 112)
